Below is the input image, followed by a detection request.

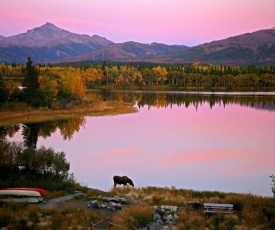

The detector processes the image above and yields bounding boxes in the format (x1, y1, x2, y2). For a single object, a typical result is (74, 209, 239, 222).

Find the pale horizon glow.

(1, 0, 275, 46)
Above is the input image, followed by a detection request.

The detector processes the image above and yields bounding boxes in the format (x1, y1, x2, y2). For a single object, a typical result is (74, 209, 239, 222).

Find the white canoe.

(0, 189, 41, 197)
(0, 187, 46, 195)
(0, 197, 41, 204)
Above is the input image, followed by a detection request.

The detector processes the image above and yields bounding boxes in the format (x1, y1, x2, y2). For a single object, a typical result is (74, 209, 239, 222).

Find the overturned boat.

(0, 188, 46, 204)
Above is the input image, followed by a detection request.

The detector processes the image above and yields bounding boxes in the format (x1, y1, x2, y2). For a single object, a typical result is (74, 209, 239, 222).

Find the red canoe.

(0, 187, 46, 195)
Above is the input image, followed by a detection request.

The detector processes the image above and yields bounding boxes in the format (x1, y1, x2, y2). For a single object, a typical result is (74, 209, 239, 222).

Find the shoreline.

(0, 100, 137, 127)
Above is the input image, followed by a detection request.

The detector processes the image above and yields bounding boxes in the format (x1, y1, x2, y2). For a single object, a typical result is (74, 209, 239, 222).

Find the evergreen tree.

(22, 57, 39, 105)
(0, 72, 9, 105)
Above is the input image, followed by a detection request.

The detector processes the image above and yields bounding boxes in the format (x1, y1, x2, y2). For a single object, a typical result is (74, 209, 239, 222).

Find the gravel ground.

(38, 192, 124, 229)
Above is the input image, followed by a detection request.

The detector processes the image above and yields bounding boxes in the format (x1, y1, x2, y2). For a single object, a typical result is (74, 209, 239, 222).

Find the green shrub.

(131, 212, 154, 229)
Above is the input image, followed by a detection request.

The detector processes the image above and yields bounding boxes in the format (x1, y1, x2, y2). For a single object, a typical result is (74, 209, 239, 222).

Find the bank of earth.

(0, 100, 136, 126)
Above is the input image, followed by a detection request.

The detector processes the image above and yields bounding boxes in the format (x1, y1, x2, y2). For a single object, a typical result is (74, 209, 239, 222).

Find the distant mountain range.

(60, 41, 188, 63)
(0, 22, 274, 65)
(148, 29, 275, 65)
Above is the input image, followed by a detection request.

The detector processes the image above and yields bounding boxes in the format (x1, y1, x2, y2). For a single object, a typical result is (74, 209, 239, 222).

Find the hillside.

(148, 28, 275, 65)
(0, 22, 113, 63)
(58, 41, 188, 63)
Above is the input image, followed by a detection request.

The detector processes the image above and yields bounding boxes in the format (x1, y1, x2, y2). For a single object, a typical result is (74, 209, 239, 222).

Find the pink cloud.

(157, 149, 275, 176)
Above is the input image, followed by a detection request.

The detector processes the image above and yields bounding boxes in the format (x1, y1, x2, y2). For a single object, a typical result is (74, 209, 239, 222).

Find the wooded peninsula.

(1, 58, 275, 125)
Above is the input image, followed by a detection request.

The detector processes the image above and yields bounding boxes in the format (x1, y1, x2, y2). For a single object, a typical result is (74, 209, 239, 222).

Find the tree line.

(1, 58, 275, 108)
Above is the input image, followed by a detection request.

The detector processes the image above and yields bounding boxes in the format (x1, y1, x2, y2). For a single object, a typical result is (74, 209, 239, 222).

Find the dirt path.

(38, 192, 87, 209)
(38, 192, 119, 229)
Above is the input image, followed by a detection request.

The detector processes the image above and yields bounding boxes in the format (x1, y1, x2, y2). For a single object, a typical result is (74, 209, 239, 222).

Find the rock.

(91, 200, 100, 209)
(103, 197, 127, 203)
(113, 203, 122, 210)
(142, 205, 179, 230)
(166, 214, 173, 221)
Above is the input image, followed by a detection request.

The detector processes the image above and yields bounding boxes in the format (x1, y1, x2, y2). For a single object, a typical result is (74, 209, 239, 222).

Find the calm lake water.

(4, 90, 275, 197)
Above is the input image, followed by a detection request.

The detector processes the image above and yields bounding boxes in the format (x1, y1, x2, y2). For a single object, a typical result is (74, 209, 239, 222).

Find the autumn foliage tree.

(58, 68, 86, 99)
(38, 75, 58, 107)
(152, 66, 168, 84)
(1, 62, 275, 106)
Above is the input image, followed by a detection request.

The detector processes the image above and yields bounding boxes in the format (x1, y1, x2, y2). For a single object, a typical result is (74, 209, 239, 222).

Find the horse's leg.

(114, 183, 117, 188)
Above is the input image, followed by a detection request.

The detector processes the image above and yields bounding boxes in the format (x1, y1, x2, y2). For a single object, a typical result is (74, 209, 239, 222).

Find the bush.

(112, 205, 154, 229)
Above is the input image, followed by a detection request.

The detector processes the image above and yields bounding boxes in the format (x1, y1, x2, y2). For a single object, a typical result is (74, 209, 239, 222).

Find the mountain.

(59, 41, 188, 63)
(0, 23, 274, 65)
(0, 35, 5, 41)
(148, 28, 275, 65)
(0, 22, 113, 63)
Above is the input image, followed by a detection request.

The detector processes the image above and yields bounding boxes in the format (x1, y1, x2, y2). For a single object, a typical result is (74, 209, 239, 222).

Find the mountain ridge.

(58, 41, 189, 63)
(0, 22, 113, 63)
(140, 28, 275, 65)
(0, 22, 113, 47)
(0, 23, 274, 65)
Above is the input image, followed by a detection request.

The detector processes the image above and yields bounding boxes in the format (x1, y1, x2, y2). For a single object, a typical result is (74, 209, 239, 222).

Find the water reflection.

(1, 117, 86, 148)
(0, 125, 20, 140)
(2, 91, 274, 143)
(2, 91, 275, 196)
(87, 90, 275, 111)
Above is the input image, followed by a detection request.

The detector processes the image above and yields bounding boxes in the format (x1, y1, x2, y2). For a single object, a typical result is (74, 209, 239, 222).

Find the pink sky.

(2, 0, 275, 46)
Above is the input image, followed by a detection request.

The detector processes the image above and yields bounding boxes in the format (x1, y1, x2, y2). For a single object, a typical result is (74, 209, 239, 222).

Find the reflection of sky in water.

(10, 102, 275, 196)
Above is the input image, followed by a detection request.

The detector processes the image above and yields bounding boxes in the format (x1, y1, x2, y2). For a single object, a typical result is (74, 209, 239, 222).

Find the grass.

(0, 100, 137, 126)
(1, 186, 275, 229)
(102, 187, 275, 229)
(0, 202, 102, 230)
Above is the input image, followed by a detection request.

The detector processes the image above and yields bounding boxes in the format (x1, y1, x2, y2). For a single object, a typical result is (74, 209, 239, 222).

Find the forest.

(1, 58, 275, 108)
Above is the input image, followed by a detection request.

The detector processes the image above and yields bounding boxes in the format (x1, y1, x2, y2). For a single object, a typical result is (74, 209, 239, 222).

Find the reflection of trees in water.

(87, 91, 275, 111)
(0, 125, 20, 140)
(22, 123, 39, 148)
(1, 117, 86, 147)
(58, 117, 86, 140)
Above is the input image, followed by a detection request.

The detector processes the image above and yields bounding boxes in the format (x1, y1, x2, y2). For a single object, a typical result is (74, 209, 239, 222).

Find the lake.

(4, 90, 275, 197)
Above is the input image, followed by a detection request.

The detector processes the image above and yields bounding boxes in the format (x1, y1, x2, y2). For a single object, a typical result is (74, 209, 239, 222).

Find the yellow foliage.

(152, 66, 168, 83)
(38, 75, 47, 87)
(60, 68, 86, 97)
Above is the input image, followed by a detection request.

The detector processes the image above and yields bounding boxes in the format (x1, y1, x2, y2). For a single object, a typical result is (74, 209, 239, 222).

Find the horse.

(113, 175, 134, 188)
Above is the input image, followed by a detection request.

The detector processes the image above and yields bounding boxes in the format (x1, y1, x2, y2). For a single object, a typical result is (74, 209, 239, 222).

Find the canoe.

(0, 197, 41, 204)
(0, 190, 41, 197)
(0, 187, 46, 195)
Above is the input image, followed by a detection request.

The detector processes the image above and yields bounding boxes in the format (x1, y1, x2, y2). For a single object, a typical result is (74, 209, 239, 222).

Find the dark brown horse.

(113, 176, 134, 187)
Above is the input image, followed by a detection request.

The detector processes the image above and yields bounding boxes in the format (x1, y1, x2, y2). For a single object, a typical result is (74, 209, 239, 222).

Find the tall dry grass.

(0, 100, 136, 126)
(108, 186, 275, 229)
(1, 186, 274, 229)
